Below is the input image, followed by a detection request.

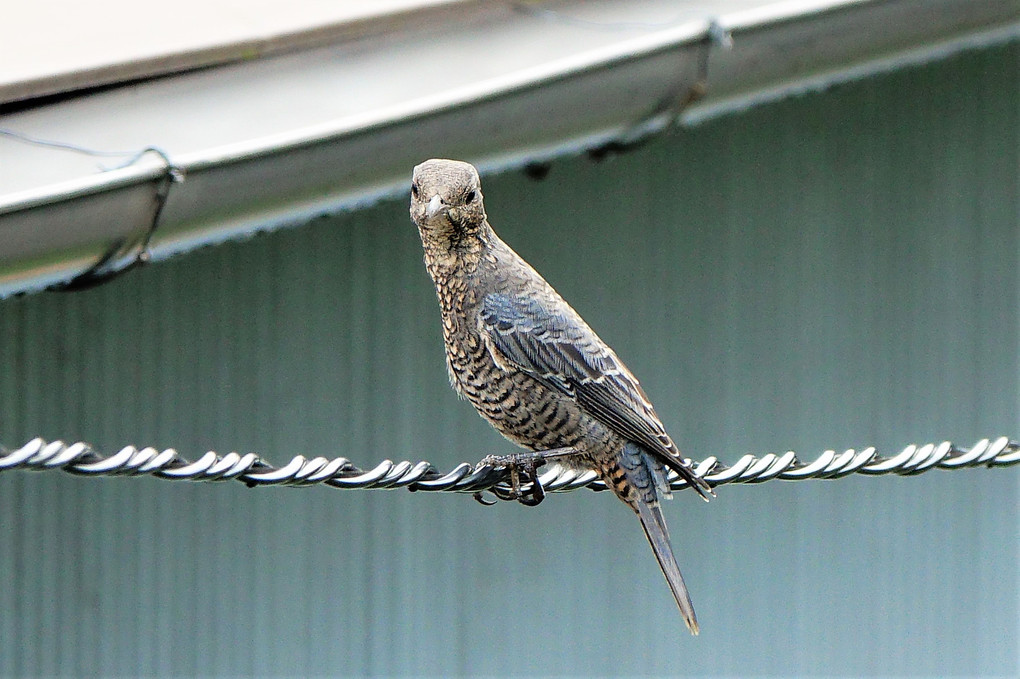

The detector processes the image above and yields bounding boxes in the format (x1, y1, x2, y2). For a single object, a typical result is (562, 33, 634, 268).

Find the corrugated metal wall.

(1, 41, 1018, 677)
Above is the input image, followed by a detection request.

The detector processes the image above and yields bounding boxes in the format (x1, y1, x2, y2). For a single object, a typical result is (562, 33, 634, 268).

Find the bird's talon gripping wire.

(516, 459, 546, 506)
(474, 453, 547, 506)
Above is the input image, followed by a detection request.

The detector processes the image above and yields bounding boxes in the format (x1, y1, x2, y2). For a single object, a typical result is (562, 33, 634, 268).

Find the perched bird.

(410, 158, 713, 635)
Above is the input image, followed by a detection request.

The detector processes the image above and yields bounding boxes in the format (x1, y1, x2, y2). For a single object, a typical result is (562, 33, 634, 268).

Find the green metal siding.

(1, 41, 1018, 676)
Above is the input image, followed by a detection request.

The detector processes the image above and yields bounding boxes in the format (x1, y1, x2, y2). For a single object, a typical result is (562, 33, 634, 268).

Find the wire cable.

(1, 436, 1016, 503)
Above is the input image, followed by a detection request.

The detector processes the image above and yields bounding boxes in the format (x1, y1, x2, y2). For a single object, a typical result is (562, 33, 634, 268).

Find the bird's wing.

(479, 292, 710, 497)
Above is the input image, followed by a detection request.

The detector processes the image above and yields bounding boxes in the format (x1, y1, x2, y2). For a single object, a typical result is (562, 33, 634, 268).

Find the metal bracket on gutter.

(50, 149, 183, 291)
(587, 18, 733, 163)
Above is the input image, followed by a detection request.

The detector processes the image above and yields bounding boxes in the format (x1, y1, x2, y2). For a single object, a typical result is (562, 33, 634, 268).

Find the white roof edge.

(722, 0, 873, 29)
(0, 0, 482, 105)
(1, 0, 1018, 298)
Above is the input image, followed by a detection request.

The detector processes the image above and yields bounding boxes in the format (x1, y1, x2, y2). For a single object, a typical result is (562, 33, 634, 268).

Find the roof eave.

(1, 0, 1017, 298)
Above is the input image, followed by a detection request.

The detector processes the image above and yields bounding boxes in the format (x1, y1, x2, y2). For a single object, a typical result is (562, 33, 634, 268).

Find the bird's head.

(410, 159, 487, 246)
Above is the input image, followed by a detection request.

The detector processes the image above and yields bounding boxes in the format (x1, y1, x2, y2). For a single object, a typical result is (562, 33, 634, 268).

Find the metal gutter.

(1, 0, 1018, 298)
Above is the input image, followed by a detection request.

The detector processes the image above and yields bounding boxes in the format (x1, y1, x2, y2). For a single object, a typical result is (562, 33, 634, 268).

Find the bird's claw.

(516, 466, 545, 506)
(477, 453, 546, 506)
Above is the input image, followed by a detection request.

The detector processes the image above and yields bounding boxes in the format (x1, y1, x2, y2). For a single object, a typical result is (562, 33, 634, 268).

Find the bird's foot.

(473, 453, 545, 506)
(473, 447, 576, 507)
(511, 456, 545, 507)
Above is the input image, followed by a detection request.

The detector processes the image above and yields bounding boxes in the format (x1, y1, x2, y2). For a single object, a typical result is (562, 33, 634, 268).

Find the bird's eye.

(464, 190, 476, 203)
(411, 183, 420, 198)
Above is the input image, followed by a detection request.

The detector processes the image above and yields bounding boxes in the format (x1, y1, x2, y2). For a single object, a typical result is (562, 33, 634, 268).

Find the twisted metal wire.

(1, 436, 1017, 502)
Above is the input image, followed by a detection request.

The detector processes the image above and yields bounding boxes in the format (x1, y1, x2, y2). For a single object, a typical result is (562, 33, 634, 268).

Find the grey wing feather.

(480, 293, 710, 498)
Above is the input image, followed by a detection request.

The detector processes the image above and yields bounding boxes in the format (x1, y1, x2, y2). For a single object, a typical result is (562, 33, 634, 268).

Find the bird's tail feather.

(636, 499, 699, 635)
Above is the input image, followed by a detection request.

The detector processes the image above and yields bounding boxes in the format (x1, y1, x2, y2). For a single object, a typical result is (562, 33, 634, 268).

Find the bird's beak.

(426, 194, 444, 220)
